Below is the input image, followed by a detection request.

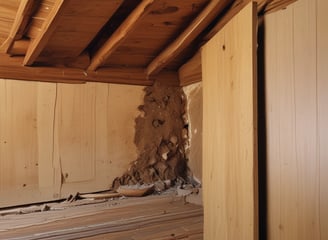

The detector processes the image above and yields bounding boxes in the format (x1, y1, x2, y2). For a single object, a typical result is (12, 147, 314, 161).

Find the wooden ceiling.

(0, 0, 296, 85)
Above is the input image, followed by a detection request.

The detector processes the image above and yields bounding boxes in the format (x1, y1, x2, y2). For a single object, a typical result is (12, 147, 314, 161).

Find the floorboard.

(0, 193, 203, 240)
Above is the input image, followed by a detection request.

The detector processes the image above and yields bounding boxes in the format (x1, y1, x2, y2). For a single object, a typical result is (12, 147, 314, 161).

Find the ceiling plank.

(87, 0, 155, 72)
(8, 39, 30, 56)
(0, 0, 36, 53)
(23, 0, 70, 66)
(146, 0, 232, 76)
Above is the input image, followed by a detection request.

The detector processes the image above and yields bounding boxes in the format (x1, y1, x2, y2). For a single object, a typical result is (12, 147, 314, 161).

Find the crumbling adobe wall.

(113, 81, 189, 187)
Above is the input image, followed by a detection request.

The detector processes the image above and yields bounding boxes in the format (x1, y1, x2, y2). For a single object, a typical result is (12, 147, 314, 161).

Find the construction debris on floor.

(0, 187, 203, 240)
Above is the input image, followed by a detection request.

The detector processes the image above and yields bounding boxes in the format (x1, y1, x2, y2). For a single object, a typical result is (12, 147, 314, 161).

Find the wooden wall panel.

(265, 6, 299, 239)
(317, 0, 328, 238)
(0, 80, 53, 206)
(202, 2, 257, 239)
(56, 83, 96, 183)
(264, 0, 327, 238)
(92, 84, 142, 191)
(0, 81, 39, 190)
(37, 83, 57, 190)
(58, 83, 144, 196)
(0, 79, 143, 207)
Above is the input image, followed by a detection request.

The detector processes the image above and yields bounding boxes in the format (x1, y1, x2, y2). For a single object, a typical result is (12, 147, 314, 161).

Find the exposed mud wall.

(113, 81, 190, 187)
(183, 82, 202, 183)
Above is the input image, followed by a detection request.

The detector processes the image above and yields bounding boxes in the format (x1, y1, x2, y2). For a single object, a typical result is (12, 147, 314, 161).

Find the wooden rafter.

(146, 0, 232, 77)
(87, 0, 155, 71)
(23, 0, 69, 66)
(0, 0, 36, 53)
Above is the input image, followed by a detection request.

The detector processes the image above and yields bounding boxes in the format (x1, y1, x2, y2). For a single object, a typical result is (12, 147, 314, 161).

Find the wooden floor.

(0, 194, 203, 240)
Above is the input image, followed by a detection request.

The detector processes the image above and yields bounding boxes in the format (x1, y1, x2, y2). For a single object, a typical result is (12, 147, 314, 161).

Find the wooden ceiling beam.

(0, 0, 36, 53)
(87, 0, 155, 72)
(178, 51, 202, 86)
(23, 0, 70, 66)
(146, 0, 232, 77)
(0, 54, 157, 85)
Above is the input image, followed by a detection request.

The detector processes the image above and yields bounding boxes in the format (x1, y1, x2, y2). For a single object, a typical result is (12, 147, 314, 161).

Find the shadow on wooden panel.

(257, 17, 267, 240)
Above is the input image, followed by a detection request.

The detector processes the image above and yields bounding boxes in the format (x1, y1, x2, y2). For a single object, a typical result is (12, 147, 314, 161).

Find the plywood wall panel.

(202, 2, 257, 239)
(0, 80, 54, 206)
(267, 7, 299, 240)
(0, 79, 144, 207)
(37, 82, 57, 189)
(293, 0, 320, 238)
(106, 84, 142, 171)
(0, 81, 39, 190)
(263, 12, 281, 240)
(317, 0, 328, 238)
(264, 0, 327, 238)
(56, 83, 96, 184)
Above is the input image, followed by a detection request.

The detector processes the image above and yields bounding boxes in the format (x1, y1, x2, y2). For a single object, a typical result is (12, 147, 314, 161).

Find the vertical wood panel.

(277, 9, 301, 239)
(293, 0, 320, 238)
(0, 81, 39, 190)
(56, 83, 96, 184)
(264, 11, 282, 240)
(265, 0, 326, 239)
(37, 82, 57, 189)
(0, 79, 144, 207)
(318, 0, 328, 238)
(202, 2, 257, 239)
(0, 80, 52, 206)
(0, 80, 6, 190)
(106, 84, 141, 172)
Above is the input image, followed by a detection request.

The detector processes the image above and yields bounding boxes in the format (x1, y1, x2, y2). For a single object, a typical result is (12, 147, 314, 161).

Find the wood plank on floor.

(0, 194, 203, 240)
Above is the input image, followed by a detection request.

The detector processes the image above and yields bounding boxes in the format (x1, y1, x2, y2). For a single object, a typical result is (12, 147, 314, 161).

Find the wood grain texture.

(0, 0, 36, 53)
(264, 0, 327, 238)
(179, 51, 202, 86)
(0, 80, 144, 207)
(103, 0, 210, 69)
(317, 0, 328, 238)
(202, 2, 257, 239)
(87, 0, 154, 71)
(203, 0, 296, 44)
(0, 0, 21, 46)
(41, 0, 123, 60)
(0, 196, 203, 240)
(0, 80, 52, 206)
(23, 0, 69, 66)
(0, 54, 155, 85)
(146, 0, 231, 76)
